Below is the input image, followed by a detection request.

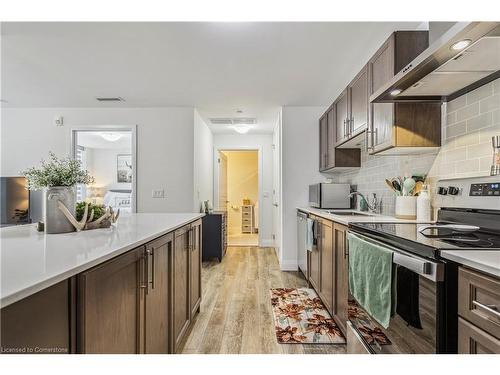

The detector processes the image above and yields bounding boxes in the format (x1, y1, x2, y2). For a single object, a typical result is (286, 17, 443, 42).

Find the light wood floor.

(180, 246, 346, 354)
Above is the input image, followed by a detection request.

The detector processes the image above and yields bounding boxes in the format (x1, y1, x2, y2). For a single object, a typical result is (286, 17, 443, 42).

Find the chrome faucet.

(349, 192, 380, 213)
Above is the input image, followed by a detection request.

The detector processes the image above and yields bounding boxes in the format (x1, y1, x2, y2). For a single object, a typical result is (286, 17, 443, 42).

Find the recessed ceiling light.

(390, 89, 402, 96)
(450, 39, 472, 51)
(100, 133, 123, 142)
(230, 125, 252, 134)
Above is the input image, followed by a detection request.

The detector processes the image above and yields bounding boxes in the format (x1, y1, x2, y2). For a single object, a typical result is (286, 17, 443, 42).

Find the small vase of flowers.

(22, 152, 94, 233)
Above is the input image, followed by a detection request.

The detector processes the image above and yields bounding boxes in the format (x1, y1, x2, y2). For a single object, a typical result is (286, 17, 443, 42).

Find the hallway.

(180, 247, 346, 354)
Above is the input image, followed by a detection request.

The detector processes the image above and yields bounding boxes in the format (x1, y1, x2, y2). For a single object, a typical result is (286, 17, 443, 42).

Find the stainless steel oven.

(346, 229, 458, 354)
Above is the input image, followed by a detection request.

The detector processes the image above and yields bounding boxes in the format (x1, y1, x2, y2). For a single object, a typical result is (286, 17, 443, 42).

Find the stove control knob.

(438, 187, 448, 195)
(448, 186, 460, 195)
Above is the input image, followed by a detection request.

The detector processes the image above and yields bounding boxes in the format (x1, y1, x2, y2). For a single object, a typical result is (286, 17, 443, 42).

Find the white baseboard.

(279, 260, 298, 271)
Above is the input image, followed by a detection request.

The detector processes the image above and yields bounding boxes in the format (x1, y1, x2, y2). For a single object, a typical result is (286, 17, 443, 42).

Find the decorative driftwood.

(57, 201, 120, 232)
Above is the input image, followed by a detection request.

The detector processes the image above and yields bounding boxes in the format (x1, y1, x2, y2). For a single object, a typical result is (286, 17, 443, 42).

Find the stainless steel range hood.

(370, 22, 500, 103)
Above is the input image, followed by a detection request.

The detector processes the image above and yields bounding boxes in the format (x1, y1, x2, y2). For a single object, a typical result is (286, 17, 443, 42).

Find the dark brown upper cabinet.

(349, 66, 369, 137)
(335, 66, 369, 148)
(319, 104, 361, 173)
(335, 89, 349, 143)
(367, 31, 442, 155)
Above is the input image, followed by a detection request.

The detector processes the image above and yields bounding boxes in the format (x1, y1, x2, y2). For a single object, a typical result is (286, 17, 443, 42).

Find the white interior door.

(218, 151, 228, 211)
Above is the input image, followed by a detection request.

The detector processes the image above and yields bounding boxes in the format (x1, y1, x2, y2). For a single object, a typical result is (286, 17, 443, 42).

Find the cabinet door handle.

(140, 250, 148, 291)
(192, 228, 197, 252)
(344, 235, 349, 259)
(149, 247, 155, 290)
(473, 300, 500, 320)
(343, 119, 347, 138)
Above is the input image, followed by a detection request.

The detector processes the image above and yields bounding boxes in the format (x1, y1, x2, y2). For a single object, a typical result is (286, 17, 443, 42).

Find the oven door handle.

(349, 232, 444, 282)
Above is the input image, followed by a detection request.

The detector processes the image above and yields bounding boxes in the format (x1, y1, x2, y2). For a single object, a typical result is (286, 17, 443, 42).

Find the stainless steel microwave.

(309, 183, 350, 209)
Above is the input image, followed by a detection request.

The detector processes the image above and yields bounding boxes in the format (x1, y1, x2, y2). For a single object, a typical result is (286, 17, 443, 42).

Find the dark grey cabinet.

(202, 212, 227, 262)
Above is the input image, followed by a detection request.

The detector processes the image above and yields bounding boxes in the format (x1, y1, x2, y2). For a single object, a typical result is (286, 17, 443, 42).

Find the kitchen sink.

(326, 210, 374, 216)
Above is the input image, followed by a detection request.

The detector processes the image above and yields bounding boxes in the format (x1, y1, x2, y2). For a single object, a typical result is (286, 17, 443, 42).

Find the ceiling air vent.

(96, 97, 125, 102)
(209, 118, 234, 125)
(209, 118, 257, 125)
(232, 118, 256, 125)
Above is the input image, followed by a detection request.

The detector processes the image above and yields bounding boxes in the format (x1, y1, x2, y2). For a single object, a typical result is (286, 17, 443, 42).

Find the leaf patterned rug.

(270, 288, 346, 344)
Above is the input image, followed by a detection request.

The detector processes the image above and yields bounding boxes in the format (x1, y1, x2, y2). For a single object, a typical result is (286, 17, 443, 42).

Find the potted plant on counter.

(21, 152, 95, 233)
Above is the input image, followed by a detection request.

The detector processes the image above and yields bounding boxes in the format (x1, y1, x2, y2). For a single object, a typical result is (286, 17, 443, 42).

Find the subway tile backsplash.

(332, 78, 500, 216)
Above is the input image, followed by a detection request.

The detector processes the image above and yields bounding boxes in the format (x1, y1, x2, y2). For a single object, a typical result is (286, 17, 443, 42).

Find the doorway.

(71, 126, 137, 213)
(217, 150, 259, 247)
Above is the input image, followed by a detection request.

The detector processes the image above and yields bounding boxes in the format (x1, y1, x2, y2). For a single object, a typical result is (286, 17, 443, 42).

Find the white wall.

(213, 133, 274, 247)
(193, 109, 214, 212)
(86, 147, 132, 191)
(1, 107, 195, 213)
(281, 106, 327, 270)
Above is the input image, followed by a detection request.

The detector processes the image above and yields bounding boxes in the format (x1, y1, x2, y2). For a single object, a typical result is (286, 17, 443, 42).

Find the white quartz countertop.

(0, 213, 204, 308)
(297, 207, 500, 277)
(297, 207, 432, 225)
(440, 250, 500, 278)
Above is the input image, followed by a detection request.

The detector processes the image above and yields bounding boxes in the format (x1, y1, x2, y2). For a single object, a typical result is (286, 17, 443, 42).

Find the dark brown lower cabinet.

(145, 233, 173, 354)
(190, 219, 202, 318)
(77, 246, 146, 354)
(173, 224, 191, 352)
(334, 223, 349, 335)
(0, 220, 202, 355)
(309, 216, 321, 292)
(307, 217, 349, 336)
(458, 317, 500, 354)
(319, 219, 334, 315)
(0, 280, 73, 354)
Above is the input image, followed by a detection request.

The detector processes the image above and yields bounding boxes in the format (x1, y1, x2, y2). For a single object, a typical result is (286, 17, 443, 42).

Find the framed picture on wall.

(117, 154, 132, 183)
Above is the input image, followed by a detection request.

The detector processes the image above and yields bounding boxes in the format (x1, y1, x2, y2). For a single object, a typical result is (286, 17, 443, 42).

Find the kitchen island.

(0, 213, 204, 354)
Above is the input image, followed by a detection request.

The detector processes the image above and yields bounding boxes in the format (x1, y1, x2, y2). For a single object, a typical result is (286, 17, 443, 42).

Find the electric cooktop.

(349, 208, 500, 259)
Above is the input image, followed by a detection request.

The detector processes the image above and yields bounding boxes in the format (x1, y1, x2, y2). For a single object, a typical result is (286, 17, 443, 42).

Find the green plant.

(76, 201, 106, 221)
(21, 152, 94, 190)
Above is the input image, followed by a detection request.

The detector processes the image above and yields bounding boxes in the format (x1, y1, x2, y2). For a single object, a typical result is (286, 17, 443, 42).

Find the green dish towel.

(348, 232, 394, 329)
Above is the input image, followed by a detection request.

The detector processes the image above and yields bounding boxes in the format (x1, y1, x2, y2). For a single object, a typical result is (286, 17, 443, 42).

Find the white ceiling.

(1, 22, 425, 133)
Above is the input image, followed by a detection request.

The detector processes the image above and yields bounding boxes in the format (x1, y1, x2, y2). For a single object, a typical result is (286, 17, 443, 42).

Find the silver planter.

(44, 186, 76, 234)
